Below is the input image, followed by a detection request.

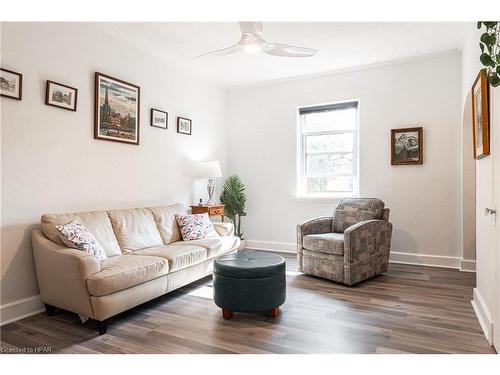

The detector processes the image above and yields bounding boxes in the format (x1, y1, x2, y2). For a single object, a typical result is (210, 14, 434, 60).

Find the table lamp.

(197, 161, 222, 205)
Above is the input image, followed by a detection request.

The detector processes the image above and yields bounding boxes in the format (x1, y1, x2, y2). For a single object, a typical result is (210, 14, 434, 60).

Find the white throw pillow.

(55, 221, 107, 262)
(175, 213, 218, 241)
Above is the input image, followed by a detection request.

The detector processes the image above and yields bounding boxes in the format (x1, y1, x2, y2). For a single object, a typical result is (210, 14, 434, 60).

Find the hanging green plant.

(477, 21, 500, 87)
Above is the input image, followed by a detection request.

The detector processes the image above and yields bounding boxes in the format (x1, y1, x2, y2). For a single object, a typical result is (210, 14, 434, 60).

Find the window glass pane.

(306, 176, 354, 193)
(306, 133, 354, 153)
(301, 107, 356, 132)
(306, 152, 354, 176)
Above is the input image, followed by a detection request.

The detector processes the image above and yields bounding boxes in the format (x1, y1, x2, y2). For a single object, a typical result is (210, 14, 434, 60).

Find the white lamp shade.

(197, 161, 222, 178)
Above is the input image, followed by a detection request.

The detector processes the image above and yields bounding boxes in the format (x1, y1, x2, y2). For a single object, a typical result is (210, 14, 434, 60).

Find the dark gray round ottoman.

(213, 251, 286, 319)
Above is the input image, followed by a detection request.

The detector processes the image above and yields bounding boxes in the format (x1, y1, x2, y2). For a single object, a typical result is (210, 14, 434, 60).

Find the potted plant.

(219, 174, 247, 249)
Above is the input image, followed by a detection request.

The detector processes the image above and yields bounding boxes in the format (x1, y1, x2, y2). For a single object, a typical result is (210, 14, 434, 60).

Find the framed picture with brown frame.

(471, 69, 490, 159)
(0, 68, 23, 100)
(391, 127, 423, 165)
(177, 116, 192, 135)
(94, 72, 140, 145)
(45, 80, 78, 111)
(150, 108, 168, 129)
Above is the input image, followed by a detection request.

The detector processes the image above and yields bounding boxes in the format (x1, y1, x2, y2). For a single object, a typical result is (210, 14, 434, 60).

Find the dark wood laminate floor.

(0, 252, 495, 354)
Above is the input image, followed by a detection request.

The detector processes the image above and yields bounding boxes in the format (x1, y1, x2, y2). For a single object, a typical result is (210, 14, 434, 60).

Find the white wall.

(462, 23, 499, 345)
(0, 23, 228, 318)
(227, 52, 463, 265)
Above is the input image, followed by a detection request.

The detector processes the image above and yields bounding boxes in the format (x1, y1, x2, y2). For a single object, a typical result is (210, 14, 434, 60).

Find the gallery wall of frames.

(0, 67, 193, 146)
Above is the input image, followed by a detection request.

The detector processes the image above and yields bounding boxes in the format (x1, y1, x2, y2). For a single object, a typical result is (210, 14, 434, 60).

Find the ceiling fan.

(195, 22, 318, 58)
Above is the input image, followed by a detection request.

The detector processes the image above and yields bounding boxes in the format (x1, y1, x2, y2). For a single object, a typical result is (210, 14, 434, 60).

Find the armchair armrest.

(213, 222, 234, 237)
(296, 216, 333, 272)
(32, 229, 100, 318)
(343, 220, 393, 285)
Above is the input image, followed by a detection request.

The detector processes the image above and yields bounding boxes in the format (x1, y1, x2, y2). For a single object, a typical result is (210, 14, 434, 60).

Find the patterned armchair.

(297, 198, 392, 286)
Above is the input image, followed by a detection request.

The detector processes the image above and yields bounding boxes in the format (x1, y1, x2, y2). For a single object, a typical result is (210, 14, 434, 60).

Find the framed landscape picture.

(391, 127, 423, 165)
(471, 69, 490, 159)
(94, 72, 140, 145)
(150, 108, 168, 129)
(177, 116, 192, 135)
(45, 80, 78, 111)
(0, 68, 22, 100)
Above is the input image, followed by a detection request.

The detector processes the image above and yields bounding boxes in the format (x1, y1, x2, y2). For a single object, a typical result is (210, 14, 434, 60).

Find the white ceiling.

(90, 22, 465, 87)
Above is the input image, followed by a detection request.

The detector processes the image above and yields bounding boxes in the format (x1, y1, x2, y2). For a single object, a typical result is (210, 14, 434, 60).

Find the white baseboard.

(247, 240, 467, 270)
(389, 251, 461, 269)
(0, 295, 44, 326)
(246, 240, 296, 253)
(471, 288, 494, 345)
(460, 258, 476, 272)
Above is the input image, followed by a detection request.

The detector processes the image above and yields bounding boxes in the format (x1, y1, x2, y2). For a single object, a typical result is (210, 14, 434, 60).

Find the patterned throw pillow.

(55, 221, 107, 262)
(175, 213, 218, 241)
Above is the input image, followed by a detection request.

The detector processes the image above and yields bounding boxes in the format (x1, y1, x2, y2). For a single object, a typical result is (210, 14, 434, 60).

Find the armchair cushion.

(303, 233, 344, 256)
(332, 198, 385, 232)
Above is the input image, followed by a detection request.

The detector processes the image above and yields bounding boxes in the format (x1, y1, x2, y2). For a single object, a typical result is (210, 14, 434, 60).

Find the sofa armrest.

(296, 217, 333, 272)
(32, 229, 100, 318)
(297, 216, 333, 243)
(343, 220, 393, 285)
(213, 222, 234, 237)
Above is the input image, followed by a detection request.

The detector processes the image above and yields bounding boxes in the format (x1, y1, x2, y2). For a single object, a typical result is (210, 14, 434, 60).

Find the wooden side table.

(190, 204, 225, 222)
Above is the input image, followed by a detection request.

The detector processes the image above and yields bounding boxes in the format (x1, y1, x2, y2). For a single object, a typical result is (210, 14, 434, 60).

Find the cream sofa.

(32, 203, 240, 334)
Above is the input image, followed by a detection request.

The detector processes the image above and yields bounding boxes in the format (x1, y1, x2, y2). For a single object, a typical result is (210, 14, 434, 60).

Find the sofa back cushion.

(148, 203, 186, 245)
(107, 208, 163, 253)
(332, 198, 385, 233)
(41, 211, 122, 257)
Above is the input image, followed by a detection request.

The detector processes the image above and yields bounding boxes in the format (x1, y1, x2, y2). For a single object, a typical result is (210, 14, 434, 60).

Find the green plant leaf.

(496, 55, 500, 64)
(497, 65, 500, 74)
(483, 21, 498, 29)
(489, 72, 500, 87)
(480, 53, 495, 66)
(477, 21, 482, 29)
(480, 42, 485, 52)
(481, 32, 491, 44)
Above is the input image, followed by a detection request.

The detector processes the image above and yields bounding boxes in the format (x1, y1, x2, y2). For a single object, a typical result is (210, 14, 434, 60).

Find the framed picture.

(0, 68, 22, 100)
(391, 127, 423, 165)
(94, 72, 140, 145)
(45, 80, 78, 111)
(177, 116, 192, 135)
(150, 108, 168, 129)
(471, 69, 490, 159)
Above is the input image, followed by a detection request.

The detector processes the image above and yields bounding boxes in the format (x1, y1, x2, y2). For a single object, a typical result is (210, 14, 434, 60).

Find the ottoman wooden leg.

(222, 309, 233, 320)
(268, 307, 280, 318)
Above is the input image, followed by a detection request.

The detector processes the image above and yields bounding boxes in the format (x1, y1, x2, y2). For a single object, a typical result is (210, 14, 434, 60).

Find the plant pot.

(238, 239, 247, 251)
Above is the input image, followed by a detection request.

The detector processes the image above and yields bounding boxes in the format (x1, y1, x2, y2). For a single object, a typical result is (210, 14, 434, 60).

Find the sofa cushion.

(41, 210, 121, 257)
(303, 232, 345, 256)
(107, 208, 163, 253)
(86, 255, 168, 297)
(148, 204, 186, 245)
(174, 236, 240, 258)
(332, 210, 378, 233)
(133, 245, 207, 272)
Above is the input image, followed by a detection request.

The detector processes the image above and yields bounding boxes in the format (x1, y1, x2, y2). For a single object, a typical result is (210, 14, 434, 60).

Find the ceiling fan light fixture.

(243, 43, 262, 53)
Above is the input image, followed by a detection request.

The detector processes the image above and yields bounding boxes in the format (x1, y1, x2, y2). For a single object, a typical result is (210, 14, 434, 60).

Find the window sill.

(294, 194, 358, 203)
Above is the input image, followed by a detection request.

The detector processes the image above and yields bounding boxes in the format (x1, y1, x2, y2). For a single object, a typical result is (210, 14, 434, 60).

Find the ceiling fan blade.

(264, 43, 318, 57)
(194, 44, 242, 59)
(239, 22, 263, 36)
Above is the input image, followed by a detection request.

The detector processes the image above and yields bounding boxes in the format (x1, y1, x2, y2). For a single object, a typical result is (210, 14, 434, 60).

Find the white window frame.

(296, 100, 360, 200)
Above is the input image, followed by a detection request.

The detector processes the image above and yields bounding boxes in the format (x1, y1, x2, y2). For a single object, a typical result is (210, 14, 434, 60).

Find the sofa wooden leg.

(268, 307, 280, 318)
(222, 309, 233, 320)
(44, 304, 56, 317)
(97, 320, 108, 335)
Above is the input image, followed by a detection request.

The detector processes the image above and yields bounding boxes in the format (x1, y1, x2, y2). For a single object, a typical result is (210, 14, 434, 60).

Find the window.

(297, 101, 359, 198)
